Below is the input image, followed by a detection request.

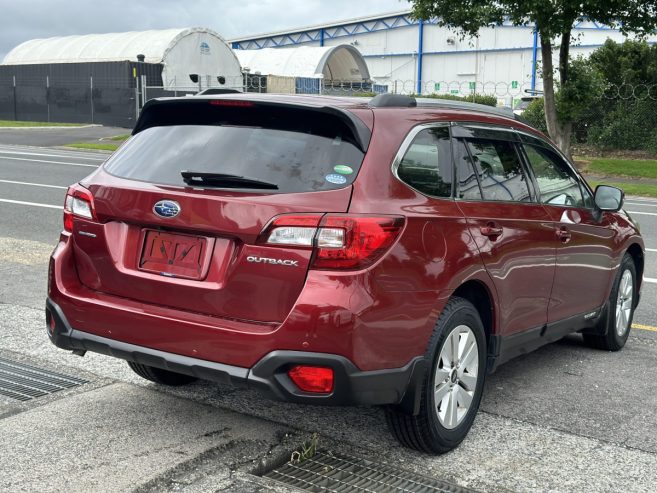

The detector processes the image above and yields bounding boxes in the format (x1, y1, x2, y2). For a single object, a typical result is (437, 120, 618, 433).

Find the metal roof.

(2, 27, 227, 65)
(228, 9, 412, 42)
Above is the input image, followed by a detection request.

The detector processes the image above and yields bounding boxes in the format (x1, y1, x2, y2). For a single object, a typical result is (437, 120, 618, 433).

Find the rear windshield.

(104, 103, 366, 193)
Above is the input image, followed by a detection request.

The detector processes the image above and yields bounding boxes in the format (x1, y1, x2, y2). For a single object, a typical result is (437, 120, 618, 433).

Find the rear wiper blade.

(180, 171, 279, 190)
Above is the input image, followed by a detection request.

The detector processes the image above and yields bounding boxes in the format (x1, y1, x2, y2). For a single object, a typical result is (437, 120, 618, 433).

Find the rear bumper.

(46, 298, 425, 407)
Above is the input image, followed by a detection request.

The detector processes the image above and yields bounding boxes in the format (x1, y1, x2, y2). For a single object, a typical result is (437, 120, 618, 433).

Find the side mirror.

(594, 185, 624, 212)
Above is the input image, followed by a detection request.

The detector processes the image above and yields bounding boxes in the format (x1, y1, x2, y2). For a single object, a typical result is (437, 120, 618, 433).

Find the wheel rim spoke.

(450, 330, 460, 365)
(447, 389, 458, 427)
(435, 381, 451, 402)
(459, 371, 477, 391)
(456, 384, 473, 409)
(460, 338, 477, 372)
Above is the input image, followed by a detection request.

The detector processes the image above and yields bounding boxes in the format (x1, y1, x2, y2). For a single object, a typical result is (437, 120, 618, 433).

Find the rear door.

(517, 133, 614, 322)
(72, 98, 371, 323)
(452, 124, 556, 337)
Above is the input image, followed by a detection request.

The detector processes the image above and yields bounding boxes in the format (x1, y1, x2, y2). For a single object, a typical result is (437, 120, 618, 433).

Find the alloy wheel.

(615, 269, 634, 337)
(433, 325, 479, 429)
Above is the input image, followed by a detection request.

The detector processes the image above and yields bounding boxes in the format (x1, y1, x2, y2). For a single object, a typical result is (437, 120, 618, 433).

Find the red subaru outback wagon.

(47, 93, 644, 453)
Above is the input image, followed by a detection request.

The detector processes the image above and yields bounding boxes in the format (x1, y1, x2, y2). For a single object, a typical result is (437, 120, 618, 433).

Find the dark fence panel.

(91, 88, 137, 127)
(15, 85, 48, 121)
(0, 61, 163, 127)
(0, 78, 15, 120)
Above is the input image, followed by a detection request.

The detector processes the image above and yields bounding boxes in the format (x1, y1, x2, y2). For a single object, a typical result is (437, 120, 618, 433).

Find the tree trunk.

(540, 33, 572, 159)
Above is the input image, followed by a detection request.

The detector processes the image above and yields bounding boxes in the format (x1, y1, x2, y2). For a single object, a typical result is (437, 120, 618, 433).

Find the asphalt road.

(2, 139, 657, 492)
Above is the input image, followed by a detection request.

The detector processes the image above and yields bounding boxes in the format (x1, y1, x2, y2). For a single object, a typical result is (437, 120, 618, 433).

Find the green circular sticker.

(333, 165, 353, 175)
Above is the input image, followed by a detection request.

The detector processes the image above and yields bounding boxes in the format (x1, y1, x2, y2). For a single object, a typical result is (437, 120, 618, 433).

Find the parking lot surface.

(2, 138, 657, 492)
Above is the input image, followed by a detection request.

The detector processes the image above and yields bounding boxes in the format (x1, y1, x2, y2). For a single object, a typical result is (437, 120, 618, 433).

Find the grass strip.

(584, 157, 657, 180)
(66, 143, 119, 151)
(588, 180, 657, 198)
(0, 120, 84, 127)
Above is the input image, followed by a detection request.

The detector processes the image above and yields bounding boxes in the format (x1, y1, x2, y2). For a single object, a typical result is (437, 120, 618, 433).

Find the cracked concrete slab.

(0, 382, 295, 492)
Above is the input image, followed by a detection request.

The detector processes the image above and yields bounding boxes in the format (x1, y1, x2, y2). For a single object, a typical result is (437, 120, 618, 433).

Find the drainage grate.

(0, 356, 88, 401)
(264, 451, 479, 493)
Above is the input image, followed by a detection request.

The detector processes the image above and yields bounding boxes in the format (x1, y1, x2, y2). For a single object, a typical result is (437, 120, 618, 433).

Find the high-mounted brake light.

(258, 213, 405, 270)
(288, 365, 334, 393)
(63, 184, 96, 232)
(209, 100, 255, 107)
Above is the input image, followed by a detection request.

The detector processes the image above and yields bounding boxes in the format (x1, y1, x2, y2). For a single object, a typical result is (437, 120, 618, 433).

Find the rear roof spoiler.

(133, 97, 373, 152)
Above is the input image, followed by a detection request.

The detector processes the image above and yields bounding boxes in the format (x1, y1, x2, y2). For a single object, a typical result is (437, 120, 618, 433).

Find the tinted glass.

(523, 144, 584, 207)
(397, 127, 452, 197)
(465, 139, 531, 202)
(454, 140, 482, 200)
(104, 125, 365, 193)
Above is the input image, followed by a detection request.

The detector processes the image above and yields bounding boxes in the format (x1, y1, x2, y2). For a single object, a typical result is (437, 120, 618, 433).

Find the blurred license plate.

(139, 230, 207, 280)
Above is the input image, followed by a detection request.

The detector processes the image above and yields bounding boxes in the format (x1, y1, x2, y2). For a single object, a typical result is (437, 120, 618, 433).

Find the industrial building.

(230, 9, 655, 99)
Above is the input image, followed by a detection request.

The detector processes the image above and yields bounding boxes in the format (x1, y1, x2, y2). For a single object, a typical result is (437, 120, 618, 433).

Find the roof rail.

(368, 94, 417, 108)
(415, 97, 516, 119)
(368, 93, 517, 119)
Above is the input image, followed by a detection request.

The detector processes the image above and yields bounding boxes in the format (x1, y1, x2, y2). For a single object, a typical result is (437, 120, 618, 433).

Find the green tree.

(588, 39, 657, 87)
(408, 0, 657, 158)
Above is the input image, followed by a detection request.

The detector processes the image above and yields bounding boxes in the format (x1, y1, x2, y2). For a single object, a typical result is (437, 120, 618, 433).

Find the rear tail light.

(288, 365, 334, 393)
(63, 184, 96, 232)
(313, 216, 405, 270)
(258, 213, 404, 270)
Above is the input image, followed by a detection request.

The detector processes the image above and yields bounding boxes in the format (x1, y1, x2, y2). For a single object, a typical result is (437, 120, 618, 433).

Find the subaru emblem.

(153, 200, 181, 218)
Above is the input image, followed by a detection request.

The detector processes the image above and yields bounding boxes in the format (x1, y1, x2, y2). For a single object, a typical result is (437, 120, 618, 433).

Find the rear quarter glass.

(104, 107, 366, 194)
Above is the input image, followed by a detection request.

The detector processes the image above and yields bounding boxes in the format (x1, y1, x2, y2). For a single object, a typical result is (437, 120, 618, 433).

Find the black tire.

(385, 296, 487, 454)
(127, 361, 198, 386)
(583, 253, 637, 351)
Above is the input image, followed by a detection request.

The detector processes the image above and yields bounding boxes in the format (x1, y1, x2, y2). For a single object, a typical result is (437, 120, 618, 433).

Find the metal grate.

(0, 356, 88, 401)
(264, 451, 479, 493)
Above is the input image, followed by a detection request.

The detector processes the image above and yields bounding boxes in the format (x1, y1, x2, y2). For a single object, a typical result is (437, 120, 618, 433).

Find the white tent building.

(3, 27, 243, 90)
(234, 44, 371, 83)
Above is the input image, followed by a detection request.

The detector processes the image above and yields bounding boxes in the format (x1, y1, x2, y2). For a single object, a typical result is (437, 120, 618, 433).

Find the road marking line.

(0, 149, 105, 161)
(0, 179, 67, 189)
(626, 202, 657, 208)
(633, 323, 657, 332)
(0, 156, 98, 167)
(626, 197, 657, 203)
(626, 210, 657, 216)
(0, 198, 61, 209)
(644, 277, 657, 284)
(647, 248, 657, 252)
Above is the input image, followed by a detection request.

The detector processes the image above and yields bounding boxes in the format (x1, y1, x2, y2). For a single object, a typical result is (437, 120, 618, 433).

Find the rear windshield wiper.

(180, 171, 279, 190)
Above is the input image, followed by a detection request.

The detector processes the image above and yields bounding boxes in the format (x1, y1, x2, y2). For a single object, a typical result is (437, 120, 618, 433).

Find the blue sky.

(0, 0, 408, 60)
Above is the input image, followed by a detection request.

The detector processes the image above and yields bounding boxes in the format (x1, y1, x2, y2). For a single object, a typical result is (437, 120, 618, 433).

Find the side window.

(454, 139, 482, 200)
(397, 127, 452, 198)
(464, 139, 531, 202)
(523, 144, 584, 207)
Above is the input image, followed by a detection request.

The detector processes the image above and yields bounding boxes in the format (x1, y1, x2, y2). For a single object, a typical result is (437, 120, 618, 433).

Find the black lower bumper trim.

(46, 298, 425, 408)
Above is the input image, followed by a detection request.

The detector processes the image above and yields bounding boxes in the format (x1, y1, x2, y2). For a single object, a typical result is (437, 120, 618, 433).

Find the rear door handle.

(556, 226, 572, 242)
(480, 223, 503, 238)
